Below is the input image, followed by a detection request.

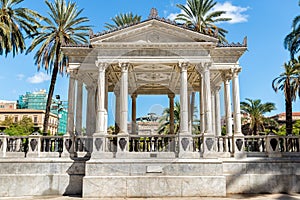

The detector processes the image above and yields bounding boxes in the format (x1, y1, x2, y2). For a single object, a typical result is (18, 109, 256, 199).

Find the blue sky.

(0, 0, 300, 125)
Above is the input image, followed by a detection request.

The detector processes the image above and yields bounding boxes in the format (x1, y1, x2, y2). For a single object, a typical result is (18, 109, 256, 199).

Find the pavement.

(1, 194, 300, 200)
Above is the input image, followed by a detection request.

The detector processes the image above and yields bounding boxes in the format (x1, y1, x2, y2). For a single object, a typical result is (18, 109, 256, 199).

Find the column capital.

(168, 93, 175, 99)
(196, 62, 212, 72)
(119, 62, 130, 72)
(131, 93, 137, 99)
(231, 67, 242, 77)
(221, 70, 232, 81)
(95, 61, 109, 72)
(214, 85, 221, 92)
(178, 61, 189, 71)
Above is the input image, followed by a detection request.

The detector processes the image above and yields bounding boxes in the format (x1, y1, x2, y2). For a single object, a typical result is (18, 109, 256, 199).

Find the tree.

(105, 12, 141, 30)
(26, 0, 90, 135)
(2, 116, 34, 136)
(0, 0, 41, 56)
(158, 101, 181, 135)
(240, 98, 276, 135)
(175, 0, 231, 43)
(272, 59, 300, 135)
(158, 101, 198, 135)
(284, 1, 300, 59)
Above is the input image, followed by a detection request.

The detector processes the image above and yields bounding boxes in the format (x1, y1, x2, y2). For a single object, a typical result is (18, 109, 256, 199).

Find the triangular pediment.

(91, 19, 218, 44)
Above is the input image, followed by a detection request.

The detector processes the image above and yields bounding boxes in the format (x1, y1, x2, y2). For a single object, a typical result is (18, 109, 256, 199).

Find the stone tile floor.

(1, 194, 300, 200)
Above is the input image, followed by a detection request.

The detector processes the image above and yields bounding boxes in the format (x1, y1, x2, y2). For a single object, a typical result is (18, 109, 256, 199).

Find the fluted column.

(232, 68, 242, 135)
(168, 93, 175, 135)
(85, 86, 92, 136)
(131, 94, 137, 135)
(75, 80, 83, 136)
(214, 86, 221, 136)
(223, 73, 233, 136)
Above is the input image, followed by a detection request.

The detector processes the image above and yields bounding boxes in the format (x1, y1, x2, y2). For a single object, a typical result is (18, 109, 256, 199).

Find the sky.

(0, 0, 300, 125)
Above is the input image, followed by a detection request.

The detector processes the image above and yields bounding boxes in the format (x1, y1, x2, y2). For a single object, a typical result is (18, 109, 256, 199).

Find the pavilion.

(62, 9, 247, 197)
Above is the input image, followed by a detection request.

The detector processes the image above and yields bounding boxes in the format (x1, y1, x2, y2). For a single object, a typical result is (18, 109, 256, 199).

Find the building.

(18, 90, 68, 134)
(0, 109, 58, 135)
(0, 100, 17, 110)
(269, 112, 300, 124)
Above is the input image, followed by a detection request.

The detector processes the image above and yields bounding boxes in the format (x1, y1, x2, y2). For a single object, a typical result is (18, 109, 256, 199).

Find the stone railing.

(0, 133, 299, 158)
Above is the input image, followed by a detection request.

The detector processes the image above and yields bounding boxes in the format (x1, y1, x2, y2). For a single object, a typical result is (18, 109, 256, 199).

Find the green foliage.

(0, 0, 42, 56)
(105, 12, 141, 30)
(3, 116, 34, 136)
(175, 0, 231, 43)
(240, 98, 276, 135)
(26, 0, 90, 134)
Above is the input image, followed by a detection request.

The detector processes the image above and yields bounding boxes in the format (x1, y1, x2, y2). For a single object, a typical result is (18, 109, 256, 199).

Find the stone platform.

(83, 158, 226, 198)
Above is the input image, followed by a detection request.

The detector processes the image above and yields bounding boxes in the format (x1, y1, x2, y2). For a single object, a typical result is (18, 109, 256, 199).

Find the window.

(34, 116, 38, 123)
(14, 116, 18, 123)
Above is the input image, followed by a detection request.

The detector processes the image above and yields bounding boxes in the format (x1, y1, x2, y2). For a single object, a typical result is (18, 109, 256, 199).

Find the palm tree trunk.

(286, 97, 293, 135)
(43, 43, 61, 135)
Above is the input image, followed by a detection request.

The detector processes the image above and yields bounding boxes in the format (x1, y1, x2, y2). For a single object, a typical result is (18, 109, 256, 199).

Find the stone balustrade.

(0, 133, 299, 158)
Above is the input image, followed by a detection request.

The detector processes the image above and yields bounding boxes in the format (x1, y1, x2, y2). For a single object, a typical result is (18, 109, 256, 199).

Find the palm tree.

(175, 0, 231, 43)
(158, 101, 181, 135)
(272, 59, 300, 135)
(240, 98, 276, 135)
(284, 1, 300, 59)
(105, 12, 141, 30)
(26, 0, 90, 135)
(0, 0, 41, 56)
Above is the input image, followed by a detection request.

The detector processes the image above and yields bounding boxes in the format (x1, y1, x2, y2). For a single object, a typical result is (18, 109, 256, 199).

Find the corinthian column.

(214, 86, 221, 137)
(202, 63, 212, 135)
(67, 71, 76, 136)
(179, 62, 189, 135)
(232, 68, 242, 135)
(76, 80, 83, 136)
(95, 62, 108, 135)
(168, 93, 175, 135)
(222, 73, 233, 136)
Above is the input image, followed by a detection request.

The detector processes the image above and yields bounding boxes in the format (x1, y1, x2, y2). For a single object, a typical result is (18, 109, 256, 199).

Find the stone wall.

(0, 158, 85, 197)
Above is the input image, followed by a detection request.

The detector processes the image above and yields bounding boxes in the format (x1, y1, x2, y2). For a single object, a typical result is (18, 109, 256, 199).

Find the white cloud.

(212, 2, 249, 24)
(167, 1, 248, 24)
(16, 74, 25, 80)
(27, 72, 51, 84)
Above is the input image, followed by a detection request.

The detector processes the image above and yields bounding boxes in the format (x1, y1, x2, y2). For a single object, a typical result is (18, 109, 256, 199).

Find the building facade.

(18, 90, 68, 134)
(0, 109, 58, 135)
(0, 100, 17, 110)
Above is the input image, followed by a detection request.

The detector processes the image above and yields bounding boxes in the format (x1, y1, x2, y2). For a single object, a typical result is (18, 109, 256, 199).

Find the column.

(76, 80, 83, 136)
(214, 86, 221, 137)
(114, 90, 120, 134)
(131, 94, 137, 135)
(223, 73, 233, 136)
(66, 71, 76, 155)
(202, 63, 212, 135)
(117, 62, 129, 153)
(119, 63, 129, 135)
(211, 89, 216, 136)
(95, 62, 108, 135)
(67, 71, 76, 136)
(85, 86, 93, 136)
(199, 74, 205, 134)
(179, 62, 189, 135)
(232, 68, 242, 135)
(168, 93, 175, 134)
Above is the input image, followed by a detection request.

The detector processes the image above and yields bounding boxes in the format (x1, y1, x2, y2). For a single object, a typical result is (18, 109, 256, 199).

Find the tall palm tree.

(0, 0, 41, 56)
(240, 98, 276, 135)
(26, 0, 90, 135)
(158, 101, 181, 135)
(105, 12, 141, 30)
(284, 0, 300, 59)
(272, 60, 300, 135)
(175, 0, 231, 43)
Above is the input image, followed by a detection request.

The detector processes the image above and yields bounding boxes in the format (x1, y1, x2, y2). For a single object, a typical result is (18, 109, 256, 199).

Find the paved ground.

(1, 194, 300, 200)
